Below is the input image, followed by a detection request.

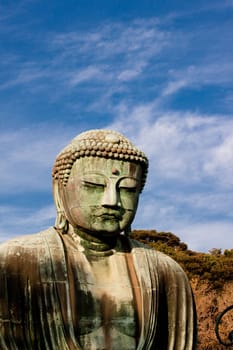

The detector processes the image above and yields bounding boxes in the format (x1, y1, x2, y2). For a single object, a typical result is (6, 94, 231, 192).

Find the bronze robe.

(0, 227, 196, 349)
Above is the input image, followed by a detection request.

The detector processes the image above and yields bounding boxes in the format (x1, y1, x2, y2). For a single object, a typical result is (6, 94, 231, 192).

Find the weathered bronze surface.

(0, 129, 197, 349)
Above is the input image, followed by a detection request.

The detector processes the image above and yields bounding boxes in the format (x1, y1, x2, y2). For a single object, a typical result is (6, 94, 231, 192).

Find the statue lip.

(96, 210, 122, 219)
(101, 214, 119, 219)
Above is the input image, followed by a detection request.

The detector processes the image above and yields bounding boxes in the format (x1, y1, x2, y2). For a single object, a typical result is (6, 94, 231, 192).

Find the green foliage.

(131, 229, 233, 290)
(223, 249, 233, 258)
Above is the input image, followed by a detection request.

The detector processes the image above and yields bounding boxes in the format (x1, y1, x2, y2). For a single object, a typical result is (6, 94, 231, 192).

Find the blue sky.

(0, 0, 233, 252)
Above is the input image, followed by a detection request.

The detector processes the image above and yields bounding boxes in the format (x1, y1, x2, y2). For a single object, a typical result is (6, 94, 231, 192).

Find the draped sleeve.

(129, 239, 197, 350)
(0, 228, 81, 350)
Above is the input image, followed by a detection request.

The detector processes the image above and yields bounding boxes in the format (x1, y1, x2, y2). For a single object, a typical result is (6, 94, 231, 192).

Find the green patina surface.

(0, 129, 197, 349)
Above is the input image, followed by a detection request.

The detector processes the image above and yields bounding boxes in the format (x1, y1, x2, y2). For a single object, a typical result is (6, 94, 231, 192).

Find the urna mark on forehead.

(52, 129, 148, 191)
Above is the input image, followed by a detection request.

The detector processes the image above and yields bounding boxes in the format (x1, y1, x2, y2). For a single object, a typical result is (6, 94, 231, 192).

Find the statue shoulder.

(149, 249, 192, 291)
(128, 237, 188, 276)
(0, 227, 59, 267)
(128, 237, 151, 249)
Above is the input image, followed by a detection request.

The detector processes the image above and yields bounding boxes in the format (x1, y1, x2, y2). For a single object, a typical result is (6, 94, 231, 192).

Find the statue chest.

(67, 250, 140, 349)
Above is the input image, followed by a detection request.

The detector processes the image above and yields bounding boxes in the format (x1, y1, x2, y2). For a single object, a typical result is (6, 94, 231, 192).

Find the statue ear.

(53, 180, 68, 233)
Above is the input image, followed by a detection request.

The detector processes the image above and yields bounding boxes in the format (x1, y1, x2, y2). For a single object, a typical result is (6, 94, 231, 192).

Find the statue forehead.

(69, 157, 142, 178)
(52, 129, 148, 191)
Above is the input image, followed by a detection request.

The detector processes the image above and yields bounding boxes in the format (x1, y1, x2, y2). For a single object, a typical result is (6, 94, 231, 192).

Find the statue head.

(52, 129, 148, 237)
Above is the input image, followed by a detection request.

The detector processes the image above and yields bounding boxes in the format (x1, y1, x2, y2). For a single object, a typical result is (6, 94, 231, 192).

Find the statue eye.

(118, 178, 139, 193)
(81, 181, 105, 189)
(119, 186, 137, 193)
(80, 174, 106, 189)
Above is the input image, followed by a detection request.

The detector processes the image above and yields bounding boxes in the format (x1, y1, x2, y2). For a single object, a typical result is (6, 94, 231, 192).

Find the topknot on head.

(52, 129, 148, 191)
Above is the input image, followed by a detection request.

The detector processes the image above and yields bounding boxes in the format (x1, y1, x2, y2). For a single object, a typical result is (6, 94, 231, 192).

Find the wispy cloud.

(108, 107, 233, 251)
(1, 12, 232, 115)
(134, 196, 233, 252)
(110, 108, 233, 188)
(177, 222, 233, 252)
(0, 204, 55, 243)
(162, 62, 233, 97)
(0, 62, 52, 90)
(0, 125, 78, 194)
(1, 111, 229, 250)
(162, 79, 188, 96)
(0, 18, 169, 100)
(0, 4, 232, 251)
(68, 66, 103, 86)
(50, 19, 167, 59)
(47, 19, 169, 91)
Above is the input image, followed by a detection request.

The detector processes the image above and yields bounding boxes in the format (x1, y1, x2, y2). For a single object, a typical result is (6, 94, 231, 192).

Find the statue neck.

(70, 227, 119, 256)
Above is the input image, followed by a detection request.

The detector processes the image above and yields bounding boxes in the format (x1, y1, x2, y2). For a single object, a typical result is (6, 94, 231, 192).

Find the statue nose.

(101, 184, 120, 207)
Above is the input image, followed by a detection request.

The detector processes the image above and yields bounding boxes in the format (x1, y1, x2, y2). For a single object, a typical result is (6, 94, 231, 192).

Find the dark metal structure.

(216, 305, 233, 346)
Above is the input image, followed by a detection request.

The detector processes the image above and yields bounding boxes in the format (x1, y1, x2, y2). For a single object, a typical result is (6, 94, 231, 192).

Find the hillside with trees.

(132, 229, 233, 349)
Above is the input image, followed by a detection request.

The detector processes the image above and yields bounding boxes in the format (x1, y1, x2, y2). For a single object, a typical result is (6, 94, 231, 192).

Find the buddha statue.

(0, 129, 197, 349)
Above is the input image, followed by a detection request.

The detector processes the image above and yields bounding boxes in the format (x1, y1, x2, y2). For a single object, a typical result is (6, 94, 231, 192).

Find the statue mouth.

(95, 210, 122, 220)
(101, 213, 120, 219)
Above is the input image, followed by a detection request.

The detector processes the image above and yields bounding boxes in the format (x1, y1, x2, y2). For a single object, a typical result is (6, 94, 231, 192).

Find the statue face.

(60, 157, 142, 236)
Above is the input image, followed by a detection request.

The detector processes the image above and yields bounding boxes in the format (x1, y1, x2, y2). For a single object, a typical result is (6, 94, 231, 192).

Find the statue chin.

(76, 217, 121, 236)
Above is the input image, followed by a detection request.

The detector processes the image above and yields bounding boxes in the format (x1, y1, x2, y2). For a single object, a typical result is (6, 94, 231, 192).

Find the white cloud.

(107, 108, 233, 251)
(0, 109, 232, 251)
(117, 69, 142, 82)
(204, 134, 233, 186)
(110, 109, 233, 188)
(16, 205, 56, 227)
(0, 8, 232, 252)
(1, 13, 232, 117)
(158, 63, 233, 102)
(0, 204, 56, 243)
(177, 222, 233, 252)
(170, 191, 233, 218)
(0, 125, 78, 193)
(162, 79, 188, 96)
(133, 196, 233, 252)
(68, 66, 103, 86)
(164, 62, 233, 96)
(0, 18, 169, 105)
(49, 19, 166, 63)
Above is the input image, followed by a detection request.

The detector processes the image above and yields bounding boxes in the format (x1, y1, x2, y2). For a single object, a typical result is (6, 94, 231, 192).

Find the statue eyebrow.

(80, 174, 106, 181)
(78, 170, 140, 184)
(80, 172, 106, 179)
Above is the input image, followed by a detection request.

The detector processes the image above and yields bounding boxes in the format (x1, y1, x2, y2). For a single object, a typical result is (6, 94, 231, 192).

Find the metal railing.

(216, 305, 233, 346)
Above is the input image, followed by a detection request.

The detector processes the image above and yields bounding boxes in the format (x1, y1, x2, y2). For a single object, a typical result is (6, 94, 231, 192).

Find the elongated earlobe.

(53, 180, 69, 234)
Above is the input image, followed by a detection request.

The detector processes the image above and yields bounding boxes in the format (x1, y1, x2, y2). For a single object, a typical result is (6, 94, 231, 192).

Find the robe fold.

(0, 228, 196, 349)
